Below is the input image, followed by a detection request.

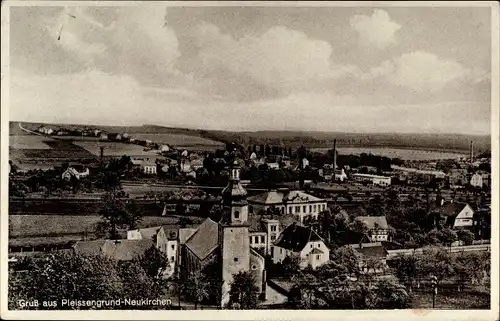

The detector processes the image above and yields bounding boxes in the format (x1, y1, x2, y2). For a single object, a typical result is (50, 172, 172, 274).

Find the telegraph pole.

(431, 275, 438, 309)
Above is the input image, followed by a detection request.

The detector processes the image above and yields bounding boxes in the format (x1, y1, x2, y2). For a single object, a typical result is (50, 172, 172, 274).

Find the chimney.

(100, 146, 104, 165)
(470, 141, 474, 165)
(333, 139, 337, 170)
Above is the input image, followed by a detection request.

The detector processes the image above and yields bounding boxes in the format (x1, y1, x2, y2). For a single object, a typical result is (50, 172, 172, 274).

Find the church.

(178, 158, 266, 307)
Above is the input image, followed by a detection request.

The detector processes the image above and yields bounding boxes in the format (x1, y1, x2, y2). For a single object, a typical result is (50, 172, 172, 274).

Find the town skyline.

(9, 4, 493, 134)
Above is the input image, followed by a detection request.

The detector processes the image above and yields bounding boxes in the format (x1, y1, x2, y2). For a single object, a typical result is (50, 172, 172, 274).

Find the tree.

(124, 199, 143, 230)
(229, 271, 259, 309)
(456, 228, 475, 245)
(348, 219, 369, 234)
(280, 255, 302, 277)
(182, 271, 209, 309)
(135, 246, 169, 279)
(9, 252, 123, 310)
(95, 194, 129, 239)
(365, 279, 411, 309)
(392, 254, 420, 292)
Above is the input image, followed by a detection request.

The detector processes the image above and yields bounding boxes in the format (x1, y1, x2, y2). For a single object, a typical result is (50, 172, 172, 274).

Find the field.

(9, 135, 54, 149)
(311, 147, 467, 161)
(410, 287, 490, 309)
(71, 141, 159, 157)
(9, 215, 205, 238)
(131, 133, 224, 148)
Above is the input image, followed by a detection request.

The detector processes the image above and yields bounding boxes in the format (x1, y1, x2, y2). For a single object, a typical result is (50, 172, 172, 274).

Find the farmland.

(9, 215, 205, 238)
(131, 133, 224, 148)
(311, 147, 467, 161)
(9, 135, 54, 149)
(72, 140, 160, 157)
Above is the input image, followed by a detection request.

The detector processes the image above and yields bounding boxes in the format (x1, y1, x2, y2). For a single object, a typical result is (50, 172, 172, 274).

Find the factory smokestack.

(100, 146, 104, 165)
(470, 141, 474, 165)
(333, 139, 337, 170)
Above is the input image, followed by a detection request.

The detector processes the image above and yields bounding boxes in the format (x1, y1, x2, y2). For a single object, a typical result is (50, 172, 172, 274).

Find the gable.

(456, 204, 474, 219)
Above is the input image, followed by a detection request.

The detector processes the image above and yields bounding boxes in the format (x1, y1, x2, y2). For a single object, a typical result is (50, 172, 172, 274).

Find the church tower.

(218, 156, 250, 307)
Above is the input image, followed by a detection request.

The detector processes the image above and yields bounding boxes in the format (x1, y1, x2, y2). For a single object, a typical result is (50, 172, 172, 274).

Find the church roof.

(310, 248, 324, 254)
(275, 223, 323, 252)
(184, 218, 219, 260)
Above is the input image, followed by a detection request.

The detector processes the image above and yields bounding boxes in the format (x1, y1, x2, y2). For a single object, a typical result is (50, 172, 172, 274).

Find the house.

(470, 172, 490, 188)
(356, 216, 390, 242)
(247, 216, 282, 256)
(61, 163, 90, 180)
(336, 230, 371, 247)
(141, 160, 157, 175)
(99, 132, 109, 140)
(37, 126, 54, 135)
(127, 225, 179, 277)
(448, 168, 469, 186)
(73, 239, 155, 261)
(272, 222, 330, 270)
(248, 190, 327, 223)
(177, 159, 266, 307)
(434, 201, 475, 229)
(334, 168, 348, 182)
(267, 162, 280, 170)
(349, 242, 389, 274)
(352, 173, 391, 186)
(108, 133, 122, 141)
(159, 144, 170, 153)
(55, 128, 70, 136)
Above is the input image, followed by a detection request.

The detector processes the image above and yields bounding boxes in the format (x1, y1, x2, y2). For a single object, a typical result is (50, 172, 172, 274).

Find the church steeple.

(220, 154, 248, 226)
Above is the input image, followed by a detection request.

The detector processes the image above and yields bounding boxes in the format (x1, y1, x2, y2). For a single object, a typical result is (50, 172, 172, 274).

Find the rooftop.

(275, 223, 323, 252)
(356, 216, 389, 230)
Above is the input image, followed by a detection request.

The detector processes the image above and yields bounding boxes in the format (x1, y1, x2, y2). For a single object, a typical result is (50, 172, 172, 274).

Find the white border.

(1, 1, 499, 320)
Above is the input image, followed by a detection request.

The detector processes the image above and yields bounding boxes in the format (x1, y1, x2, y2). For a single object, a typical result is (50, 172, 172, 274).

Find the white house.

(248, 217, 281, 256)
(127, 225, 178, 277)
(352, 173, 391, 186)
(334, 168, 348, 182)
(160, 145, 170, 153)
(272, 223, 329, 270)
(470, 173, 483, 188)
(436, 201, 475, 229)
(248, 190, 327, 223)
(142, 161, 157, 175)
(267, 162, 280, 170)
(356, 216, 390, 242)
(61, 164, 90, 181)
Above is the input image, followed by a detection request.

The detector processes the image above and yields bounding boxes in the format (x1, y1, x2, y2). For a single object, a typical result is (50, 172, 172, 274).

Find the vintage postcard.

(1, 1, 498, 320)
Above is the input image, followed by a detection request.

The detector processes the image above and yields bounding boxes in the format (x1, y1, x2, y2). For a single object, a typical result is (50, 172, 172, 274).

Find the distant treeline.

(11, 122, 490, 153)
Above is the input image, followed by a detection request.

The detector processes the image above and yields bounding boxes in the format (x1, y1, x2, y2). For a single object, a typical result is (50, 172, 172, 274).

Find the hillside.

(10, 121, 491, 153)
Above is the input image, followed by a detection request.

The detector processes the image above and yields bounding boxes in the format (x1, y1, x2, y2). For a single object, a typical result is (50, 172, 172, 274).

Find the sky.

(8, 4, 493, 134)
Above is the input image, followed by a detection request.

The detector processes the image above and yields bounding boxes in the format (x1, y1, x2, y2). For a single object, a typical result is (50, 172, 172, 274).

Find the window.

(310, 244, 313, 248)
(309, 205, 312, 213)
(171, 244, 175, 250)
(234, 258, 238, 262)
(250, 237, 253, 244)
(234, 211, 240, 219)
(280, 249, 283, 254)
(303, 206, 307, 213)
(271, 235, 276, 241)
(271, 225, 277, 232)
(170, 256, 175, 262)
(313, 205, 317, 212)
(260, 235, 265, 244)
(296, 206, 300, 213)
(318, 243, 320, 248)
(249, 206, 254, 214)
(316, 255, 321, 260)
(252, 265, 257, 270)
(289, 206, 293, 213)
(322, 204, 326, 211)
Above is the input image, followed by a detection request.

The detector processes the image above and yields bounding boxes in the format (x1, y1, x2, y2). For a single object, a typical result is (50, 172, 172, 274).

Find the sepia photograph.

(1, 1, 498, 320)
